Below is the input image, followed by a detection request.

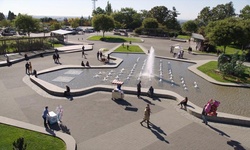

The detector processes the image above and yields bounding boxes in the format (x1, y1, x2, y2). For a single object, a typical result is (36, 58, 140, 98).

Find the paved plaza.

(1, 33, 250, 150)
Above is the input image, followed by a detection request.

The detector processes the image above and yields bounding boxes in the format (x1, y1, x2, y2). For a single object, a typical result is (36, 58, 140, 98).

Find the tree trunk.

(102, 31, 105, 37)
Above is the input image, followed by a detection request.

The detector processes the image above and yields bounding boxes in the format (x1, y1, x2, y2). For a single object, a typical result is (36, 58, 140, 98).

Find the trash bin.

(48, 111, 58, 124)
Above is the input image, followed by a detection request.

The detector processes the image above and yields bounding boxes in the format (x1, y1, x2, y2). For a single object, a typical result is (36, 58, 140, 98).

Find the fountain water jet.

(143, 47, 155, 79)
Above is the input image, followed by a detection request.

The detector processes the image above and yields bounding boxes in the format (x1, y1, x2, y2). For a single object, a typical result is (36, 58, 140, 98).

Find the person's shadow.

(140, 97, 155, 105)
(227, 140, 246, 150)
(207, 124, 230, 137)
(149, 123, 169, 144)
(59, 123, 71, 135)
(45, 128, 56, 136)
(150, 123, 167, 136)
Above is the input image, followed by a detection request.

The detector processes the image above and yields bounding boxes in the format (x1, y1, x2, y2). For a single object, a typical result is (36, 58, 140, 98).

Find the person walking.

(82, 46, 86, 59)
(42, 106, 49, 128)
(137, 81, 141, 98)
(140, 104, 151, 129)
(202, 105, 208, 125)
(25, 62, 29, 74)
(28, 62, 32, 75)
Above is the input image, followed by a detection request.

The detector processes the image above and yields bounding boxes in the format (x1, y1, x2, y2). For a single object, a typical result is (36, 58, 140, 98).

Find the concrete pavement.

(0, 34, 250, 150)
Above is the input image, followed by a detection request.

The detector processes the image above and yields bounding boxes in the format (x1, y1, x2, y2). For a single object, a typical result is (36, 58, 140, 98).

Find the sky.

(0, 0, 249, 20)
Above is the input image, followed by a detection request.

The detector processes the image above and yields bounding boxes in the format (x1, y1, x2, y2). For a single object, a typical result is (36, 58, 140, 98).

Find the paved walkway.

(0, 34, 250, 150)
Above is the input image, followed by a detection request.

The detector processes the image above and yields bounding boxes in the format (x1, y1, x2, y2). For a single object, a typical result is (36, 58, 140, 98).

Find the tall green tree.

(149, 6, 170, 24)
(236, 19, 250, 50)
(197, 7, 211, 25)
(68, 18, 79, 28)
(182, 20, 198, 34)
(105, 1, 113, 15)
(50, 21, 62, 30)
(7, 11, 16, 21)
(140, 10, 151, 19)
(239, 5, 250, 20)
(205, 18, 237, 53)
(14, 14, 40, 36)
(211, 2, 235, 21)
(0, 19, 11, 27)
(0, 12, 5, 21)
(197, 2, 236, 25)
(112, 8, 138, 29)
(142, 18, 158, 28)
(165, 7, 181, 32)
(92, 7, 105, 16)
(92, 14, 115, 37)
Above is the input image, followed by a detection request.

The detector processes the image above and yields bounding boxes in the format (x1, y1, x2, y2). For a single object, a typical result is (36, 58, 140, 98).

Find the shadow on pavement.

(149, 123, 169, 144)
(45, 128, 56, 136)
(151, 123, 167, 136)
(140, 97, 155, 105)
(152, 96, 161, 101)
(47, 122, 71, 135)
(59, 123, 71, 135)
(125, 106, 138, 112)
(207, 124, 230, 138)
(113, 99, 132, 106)
(227, 140, 246, 150)
(186, 104, 195, 109)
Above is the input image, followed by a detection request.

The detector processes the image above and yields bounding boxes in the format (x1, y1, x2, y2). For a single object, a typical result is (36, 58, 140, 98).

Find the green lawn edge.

(114, 45, 144, 53)
(0, 123, 66, 150)
(87, 35, 142, 43)
(197, 61, 250, 84)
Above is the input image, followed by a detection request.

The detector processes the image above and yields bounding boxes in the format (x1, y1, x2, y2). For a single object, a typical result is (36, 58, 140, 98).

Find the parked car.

(85, 28, 95, 33)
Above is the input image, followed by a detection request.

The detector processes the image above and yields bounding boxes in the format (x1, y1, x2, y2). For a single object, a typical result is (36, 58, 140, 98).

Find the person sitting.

(188, 47, 192, 54)
(178, 97, 188, 110)
(147, 86, 154, 98)
(64, 85, 70, 97)
(81, 61, 85, 67)
(86, 61, 90, 67)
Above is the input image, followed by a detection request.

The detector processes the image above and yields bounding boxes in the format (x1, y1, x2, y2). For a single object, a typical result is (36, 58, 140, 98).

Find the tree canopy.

(142, 18, 158, 28)
(182, 20, 198, 34)
(197, 2, 236, 25)
(92, 14, 115, 37)
(14, 14, 39, 36)
(239, 5, 250, 20)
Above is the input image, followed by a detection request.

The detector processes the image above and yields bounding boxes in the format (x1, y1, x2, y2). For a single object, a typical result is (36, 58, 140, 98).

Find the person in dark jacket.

(178, 97, 188, 110)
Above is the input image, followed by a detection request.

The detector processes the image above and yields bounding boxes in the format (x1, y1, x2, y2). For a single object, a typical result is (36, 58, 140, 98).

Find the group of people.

(96, 51, 103, 60)
(25, 61, 33, 75)
(81, 61, 90, 67)
(42, 105, 63, 128)
(173, 50, 184, 59)
(136, 81, 154, 99)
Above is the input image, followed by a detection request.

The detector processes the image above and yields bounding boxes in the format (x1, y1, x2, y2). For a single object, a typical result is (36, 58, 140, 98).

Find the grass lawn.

(87, 35, 142, 43)
(197, 61, 250, 84)
(54, 44, 64, 48)
(177, 35, 190, 40)
(114, 45, 144, 53)
(0, 123, 66, 150)
(216, 45, 244, 55)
